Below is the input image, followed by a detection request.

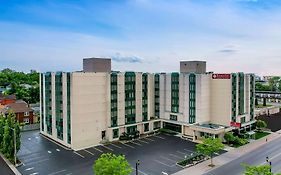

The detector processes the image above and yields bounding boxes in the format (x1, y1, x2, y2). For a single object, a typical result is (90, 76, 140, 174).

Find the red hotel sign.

(212, 74, 231, 79)
(230, 121, 241, 128)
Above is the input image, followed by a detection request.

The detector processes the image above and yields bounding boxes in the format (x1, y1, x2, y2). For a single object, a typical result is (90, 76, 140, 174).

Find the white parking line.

(29, 173, 39, 175)
(130, 141, 142, 146)
(154, 159, 174, 167)
(84, 149, 95, 156)
(47, 151, 52, 154)
(169, 153, 183, 159)
(120, 142, 135, 148)
(93, 147, 103, 153)
(132, 167, 149, 175)
(56, 149, 60, 152)
(184, 148, 194, 153)
(47, 169, 66, 175)
(73, 151, 85, 158)
(28, 138, 31, 141)
(25, 159, 50, 166)
(101, 145, 114, 151)
(159, 156, 177, 163)
(176, 151, 187, 155)
(138, 139, 149, 144)
(25, 167, 34, 171)
(143, 137, 155, 142)
(153, 135, 165, 139)
(110, 143, 122, 149)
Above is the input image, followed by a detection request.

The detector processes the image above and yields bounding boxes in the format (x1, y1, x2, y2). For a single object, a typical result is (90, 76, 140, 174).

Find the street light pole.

(13, 128, 16, 166)
(136, 160, 140, 175)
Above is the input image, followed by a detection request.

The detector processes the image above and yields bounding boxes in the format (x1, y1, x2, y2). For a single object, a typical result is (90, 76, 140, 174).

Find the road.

(205, 135, 281, 175)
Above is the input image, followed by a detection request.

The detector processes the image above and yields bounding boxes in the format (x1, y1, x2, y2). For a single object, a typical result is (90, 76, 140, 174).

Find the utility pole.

(13, 128, 16, 166)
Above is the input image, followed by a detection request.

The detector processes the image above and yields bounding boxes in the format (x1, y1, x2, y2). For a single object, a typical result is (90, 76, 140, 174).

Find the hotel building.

(40, 58, 255, 150)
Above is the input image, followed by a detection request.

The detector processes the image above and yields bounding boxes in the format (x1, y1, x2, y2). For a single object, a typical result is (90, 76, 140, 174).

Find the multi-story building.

(40, 58, 255, 150)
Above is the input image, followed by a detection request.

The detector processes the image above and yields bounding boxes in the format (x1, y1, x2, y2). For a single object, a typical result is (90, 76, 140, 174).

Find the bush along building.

(40, 58, 255, 150)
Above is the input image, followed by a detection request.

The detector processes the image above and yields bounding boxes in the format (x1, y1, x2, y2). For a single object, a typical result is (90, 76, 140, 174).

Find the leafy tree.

(93, 153, 132, 175)
(256, 120, 267, 131)
(243, 164, 281, 175)
(255, 83, 271, 91)
(224, 132, 235, 145)
(0, 112, 21, 162)
(196, 138, 224, 166)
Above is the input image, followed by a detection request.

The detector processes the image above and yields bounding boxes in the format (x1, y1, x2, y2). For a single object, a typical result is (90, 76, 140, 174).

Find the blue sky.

(1, 0, 281, 75)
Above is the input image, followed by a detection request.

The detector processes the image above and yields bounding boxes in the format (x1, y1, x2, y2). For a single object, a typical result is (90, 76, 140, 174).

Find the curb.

(0, 152, 22, 175)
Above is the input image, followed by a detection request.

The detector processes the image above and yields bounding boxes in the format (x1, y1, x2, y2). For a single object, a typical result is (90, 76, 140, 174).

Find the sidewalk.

(0, 153, 21, 175)
(173, 131, 281, 175)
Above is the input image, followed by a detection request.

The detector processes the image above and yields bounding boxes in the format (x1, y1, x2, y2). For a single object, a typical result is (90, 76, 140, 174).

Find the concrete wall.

(210, 77, 232, 126)
(71, 72, 109, 150)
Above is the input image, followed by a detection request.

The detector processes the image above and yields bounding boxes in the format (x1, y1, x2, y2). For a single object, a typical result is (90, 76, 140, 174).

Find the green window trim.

(189, 74, 196, 124)
(45, 72, 52, 135)
(154, 74, 160, 118)
(171, 73, 179, 113)
(66, 72, 71, 144)
(125, 72, 136, 125)
(111, 73, 119, 127)
(231, 73, 237, 122)
(113, 129, 119, 139)
(142, 73, 148, 121)
(238, 73, 244, 115)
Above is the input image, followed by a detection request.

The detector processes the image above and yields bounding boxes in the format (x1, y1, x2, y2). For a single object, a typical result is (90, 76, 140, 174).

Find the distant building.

(0, 101, 34, 124)
(0, 94, 16, 105)
(40, 59, 255, 150)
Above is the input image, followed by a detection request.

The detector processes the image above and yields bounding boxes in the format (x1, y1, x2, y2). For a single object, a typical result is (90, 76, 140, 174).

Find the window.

(144, 123, 149, 132)
(24, 112, 29, 116)
(23, 118, 29, 124)
(240, 117, 246, 123)
(170, 114, 177, 121)
(113, 129, 119, 139)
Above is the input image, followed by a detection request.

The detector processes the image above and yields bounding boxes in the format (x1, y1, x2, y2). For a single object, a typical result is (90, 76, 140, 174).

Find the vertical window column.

(231, 73, 237, 122)
(238, 73, 245, 115)
(171, 73, 179, 113)
(45, 72, 52, 135)
(40, 73, 44, 132)
(142, 73, 148, 121)
(250, 74, 255, 120)
(111, 73, 118, 127)
(55, 72, 63, 140)
(189, 74, 196, 124)
(67, 73, 71, 144)
(125, 72, 136, 125)
(154, 74, 160, 118)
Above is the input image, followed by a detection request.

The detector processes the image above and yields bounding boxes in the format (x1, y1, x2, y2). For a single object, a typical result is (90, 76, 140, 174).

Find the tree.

(196, 138, 224, 166)
(243, 164, 281, 175)
(256, 120, 267, 131)
(93, 153, 132, 175)
(0, 112, 21, 163)
(255, 98, 259, 106)
(224, 132, 235, 145)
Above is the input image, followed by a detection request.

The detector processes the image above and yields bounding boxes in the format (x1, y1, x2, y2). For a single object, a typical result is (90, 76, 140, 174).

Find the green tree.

(243, 164, 281, 175)
(196, 138, 224, 166)
(224, 132, 235, 145)
(0, 112, 21, 162)
(255, 83, 271, 91)
(256, 120, 267, 131)
(93, 153, 132, 175)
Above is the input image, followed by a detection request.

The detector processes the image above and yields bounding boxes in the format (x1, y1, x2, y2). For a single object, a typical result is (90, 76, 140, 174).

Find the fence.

(21, 123, 40, 131)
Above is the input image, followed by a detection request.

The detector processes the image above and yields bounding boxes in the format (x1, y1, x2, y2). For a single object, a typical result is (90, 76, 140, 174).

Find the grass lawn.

(255, 131, 271, 140)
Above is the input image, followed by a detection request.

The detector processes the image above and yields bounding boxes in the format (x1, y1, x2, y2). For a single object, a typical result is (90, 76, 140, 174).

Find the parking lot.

(17, 130, 198, 175)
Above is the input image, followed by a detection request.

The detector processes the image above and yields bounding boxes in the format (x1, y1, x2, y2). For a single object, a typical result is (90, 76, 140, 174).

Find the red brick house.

(0, 94, 16, 105)
(0, 101, 34, 124)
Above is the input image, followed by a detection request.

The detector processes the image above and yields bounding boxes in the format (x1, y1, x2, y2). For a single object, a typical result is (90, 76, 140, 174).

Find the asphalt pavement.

(0, 154, 15, 175)
(205, 135, 281, 175)
(17, 130, 199, 175)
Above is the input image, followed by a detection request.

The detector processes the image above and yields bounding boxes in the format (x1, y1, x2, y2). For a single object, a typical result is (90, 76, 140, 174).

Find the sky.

(1, 0, 281, 76)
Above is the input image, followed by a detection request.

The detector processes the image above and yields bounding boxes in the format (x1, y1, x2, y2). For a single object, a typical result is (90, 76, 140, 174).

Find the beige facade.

(40, 61, 255, 150)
